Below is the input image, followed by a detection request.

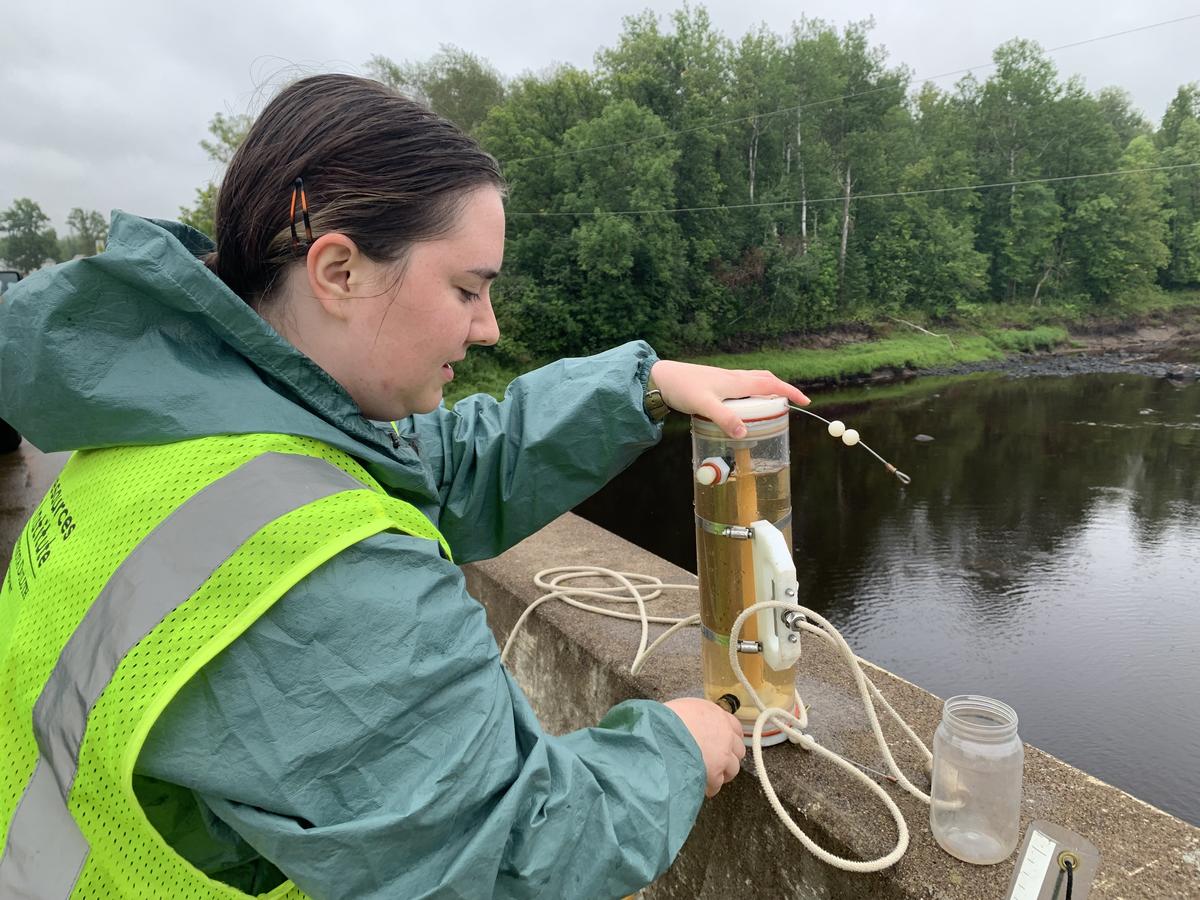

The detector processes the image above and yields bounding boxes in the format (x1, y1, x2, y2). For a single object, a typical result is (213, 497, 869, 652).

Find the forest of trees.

(0, 201, 107, 274)
(7, 8, 1199, 366)
(464, 10, 1200, 362)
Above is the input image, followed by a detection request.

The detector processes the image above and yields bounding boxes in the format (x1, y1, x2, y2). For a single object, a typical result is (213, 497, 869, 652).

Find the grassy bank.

(684, 326, 1067, 384)
(445, 290, 1200, 403)
(446, 325, 1065, 403)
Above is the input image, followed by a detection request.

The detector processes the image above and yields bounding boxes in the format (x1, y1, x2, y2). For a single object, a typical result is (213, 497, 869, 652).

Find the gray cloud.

(2, 0, 1197, 234)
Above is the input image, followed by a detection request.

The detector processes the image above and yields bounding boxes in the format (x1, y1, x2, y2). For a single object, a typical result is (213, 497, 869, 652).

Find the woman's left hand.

(650, 360, 810, 438)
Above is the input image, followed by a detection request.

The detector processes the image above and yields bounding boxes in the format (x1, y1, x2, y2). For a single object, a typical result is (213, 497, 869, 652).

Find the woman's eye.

(459, 288, 481, 303)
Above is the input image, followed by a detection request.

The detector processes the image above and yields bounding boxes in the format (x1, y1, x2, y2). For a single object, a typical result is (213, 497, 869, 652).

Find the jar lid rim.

(693, 395, 789, 424)
(943, 694, 1019, 731)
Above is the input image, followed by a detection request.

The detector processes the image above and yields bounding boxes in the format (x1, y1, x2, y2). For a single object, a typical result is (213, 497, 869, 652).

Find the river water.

(577, 369, 1200, 825)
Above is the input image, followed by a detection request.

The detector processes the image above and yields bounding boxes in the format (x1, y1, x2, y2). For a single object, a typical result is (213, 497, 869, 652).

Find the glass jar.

(692, 396, 797, 744)
(930, 695, 1023, 864)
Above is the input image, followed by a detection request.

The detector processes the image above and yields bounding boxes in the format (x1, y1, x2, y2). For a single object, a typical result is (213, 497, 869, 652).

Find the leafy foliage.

(0, 198, 58, 273)
(367, 46, 505, 134)
(178, 112, 253, 239)
(473, 17, 1198, 361)
(159, 14, 1200, 367)
(60, 208, 108, 259)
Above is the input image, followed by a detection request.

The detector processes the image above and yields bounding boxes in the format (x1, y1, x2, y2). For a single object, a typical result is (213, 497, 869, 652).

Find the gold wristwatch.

(643, 373, 670, 423)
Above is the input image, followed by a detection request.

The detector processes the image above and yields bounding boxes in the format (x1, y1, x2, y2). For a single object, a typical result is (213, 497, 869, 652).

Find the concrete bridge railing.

(466, 512, 1200, 900)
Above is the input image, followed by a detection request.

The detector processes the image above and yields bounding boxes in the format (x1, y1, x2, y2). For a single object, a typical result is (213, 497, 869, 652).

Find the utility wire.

(501, 13, 1200, 166)
(506, 162, 1200, 218)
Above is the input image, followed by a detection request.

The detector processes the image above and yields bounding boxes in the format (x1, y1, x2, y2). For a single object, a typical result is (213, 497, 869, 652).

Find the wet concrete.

(0, 441, 70, 573)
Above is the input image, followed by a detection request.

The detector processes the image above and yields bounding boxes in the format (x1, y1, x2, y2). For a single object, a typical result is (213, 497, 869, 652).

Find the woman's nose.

(471, 296, 500, 347)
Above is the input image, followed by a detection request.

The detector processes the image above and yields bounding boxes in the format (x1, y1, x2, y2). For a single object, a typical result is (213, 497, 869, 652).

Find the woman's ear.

(305, 233, 361, 320)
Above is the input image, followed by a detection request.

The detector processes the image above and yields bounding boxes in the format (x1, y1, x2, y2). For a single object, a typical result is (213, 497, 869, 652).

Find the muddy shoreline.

(824, 320, 1200, 386)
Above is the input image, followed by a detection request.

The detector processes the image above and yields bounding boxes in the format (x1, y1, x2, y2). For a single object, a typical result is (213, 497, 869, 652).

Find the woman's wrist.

(643, 370, 671, 422)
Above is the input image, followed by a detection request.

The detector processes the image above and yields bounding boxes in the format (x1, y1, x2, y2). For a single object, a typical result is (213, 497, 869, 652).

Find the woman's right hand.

(663, 697, 746, 798)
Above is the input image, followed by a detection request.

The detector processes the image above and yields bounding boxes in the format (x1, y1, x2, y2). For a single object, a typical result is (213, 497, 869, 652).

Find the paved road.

(0, 441, 70, 578)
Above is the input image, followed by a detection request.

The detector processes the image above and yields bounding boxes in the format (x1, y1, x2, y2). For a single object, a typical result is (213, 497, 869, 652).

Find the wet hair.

(204, 73, 505, 305)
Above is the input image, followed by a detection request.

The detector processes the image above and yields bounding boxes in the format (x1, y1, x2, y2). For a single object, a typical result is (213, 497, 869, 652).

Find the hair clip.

(289, 176, 313, 255)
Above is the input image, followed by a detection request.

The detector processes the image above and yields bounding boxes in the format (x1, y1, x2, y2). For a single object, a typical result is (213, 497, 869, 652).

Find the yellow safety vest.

(0, 433, 449, 898)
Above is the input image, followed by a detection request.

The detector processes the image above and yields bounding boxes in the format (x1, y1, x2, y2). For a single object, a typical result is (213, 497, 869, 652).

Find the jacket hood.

(0, 211, 438, 501)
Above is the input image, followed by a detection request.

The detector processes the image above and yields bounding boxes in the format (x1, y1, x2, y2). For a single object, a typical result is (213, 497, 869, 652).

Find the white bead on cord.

(794, 406, 910, 484)
(825, 420, 860, 446)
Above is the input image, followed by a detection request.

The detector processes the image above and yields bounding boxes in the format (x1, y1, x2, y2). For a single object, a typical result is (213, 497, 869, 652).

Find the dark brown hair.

(205, 74, 505, 304)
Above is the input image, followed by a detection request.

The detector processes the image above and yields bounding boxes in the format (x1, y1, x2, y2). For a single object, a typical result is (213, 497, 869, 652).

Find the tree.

(161, 19, 1185, 362)
(1045, 82, 1124, 301)
(556, 100, 687, 354)
(866, 84, 986, 315)
(199, 112, 251, 166)
(60, 207, 108, 259)
(1067, 136, 1170, 300)
(367, 46, 505, 134)
(0, 198, 59, 273)
(1095, 87, 1151, 148)
(967, 40, 1069, 301)
(477, 64, 606, 363)
(595, 6, 734, 344)
(179, 183, 219, 241)
(1159, 88, 1200, 286)
(1158, 83, 1200, 149)
(179, 112, 253, 239)
(791, 19, 909, 306)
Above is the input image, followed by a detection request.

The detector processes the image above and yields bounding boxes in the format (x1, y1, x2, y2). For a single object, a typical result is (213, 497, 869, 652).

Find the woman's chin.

(360, 385, 446, 423)
(412, 389, 446, 415)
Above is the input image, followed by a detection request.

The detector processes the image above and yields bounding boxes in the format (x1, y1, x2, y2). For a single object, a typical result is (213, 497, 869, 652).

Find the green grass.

(981, 325, 1069, 352)
(440, 289, 1199, 400)
(957, 288, 1200, 329)
(444, 327, 1069, 400)
(685, 326, 1069, 383)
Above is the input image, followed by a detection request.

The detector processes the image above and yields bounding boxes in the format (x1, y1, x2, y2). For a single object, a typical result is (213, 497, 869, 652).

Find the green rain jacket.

(0, 212, 706, 899)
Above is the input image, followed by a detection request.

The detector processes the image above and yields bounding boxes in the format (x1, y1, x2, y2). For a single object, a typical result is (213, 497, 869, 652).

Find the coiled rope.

(500, 566, 933, 872)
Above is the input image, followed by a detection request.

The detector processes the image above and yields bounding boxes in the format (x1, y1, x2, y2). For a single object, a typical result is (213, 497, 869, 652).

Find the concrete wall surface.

(466, 512, 1200, 900)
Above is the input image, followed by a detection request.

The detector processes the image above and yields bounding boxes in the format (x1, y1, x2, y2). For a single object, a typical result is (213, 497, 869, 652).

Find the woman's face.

(334, 186, 505, 420)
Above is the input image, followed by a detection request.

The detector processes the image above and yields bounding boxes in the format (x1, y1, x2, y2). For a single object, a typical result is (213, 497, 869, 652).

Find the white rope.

(503, 566, 935, 873)
(728, 601, 931, 872)
(500, 567, 700, 674)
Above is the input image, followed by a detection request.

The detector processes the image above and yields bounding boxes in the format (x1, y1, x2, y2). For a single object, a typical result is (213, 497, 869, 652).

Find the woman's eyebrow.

(467, 267, 500, 281)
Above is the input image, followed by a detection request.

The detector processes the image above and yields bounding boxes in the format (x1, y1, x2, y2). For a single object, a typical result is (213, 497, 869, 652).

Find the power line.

(506, 162, 1200, 218)
(500, 12, 1200, 166)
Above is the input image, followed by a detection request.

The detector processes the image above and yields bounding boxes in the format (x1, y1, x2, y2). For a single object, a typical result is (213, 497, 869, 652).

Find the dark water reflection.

(577, 373, 1200, 825)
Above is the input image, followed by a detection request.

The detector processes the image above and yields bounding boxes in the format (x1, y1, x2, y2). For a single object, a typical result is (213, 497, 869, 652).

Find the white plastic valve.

(695, 456, 731, 486)
(750, 520, 803, 671)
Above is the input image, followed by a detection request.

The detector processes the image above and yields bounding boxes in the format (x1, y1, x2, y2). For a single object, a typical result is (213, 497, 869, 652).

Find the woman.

(0, 74, 808, 899)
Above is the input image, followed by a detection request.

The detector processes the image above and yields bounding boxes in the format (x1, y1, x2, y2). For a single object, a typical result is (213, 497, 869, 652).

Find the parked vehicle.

(1, 270, 23, 452)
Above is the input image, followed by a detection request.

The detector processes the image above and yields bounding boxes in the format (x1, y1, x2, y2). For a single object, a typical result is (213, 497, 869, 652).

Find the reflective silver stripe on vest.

(0, 452, 368, 899)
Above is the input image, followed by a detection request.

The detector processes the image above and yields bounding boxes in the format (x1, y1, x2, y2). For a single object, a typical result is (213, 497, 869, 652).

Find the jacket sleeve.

(135, 532, 706, 900)
(405, 340, 662, 564)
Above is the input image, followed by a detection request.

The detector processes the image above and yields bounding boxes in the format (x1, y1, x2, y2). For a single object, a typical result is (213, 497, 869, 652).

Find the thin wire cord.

(508, 162, 1200, 218)
(501, 13, 1200, 166)
(790, 404, 911, 485)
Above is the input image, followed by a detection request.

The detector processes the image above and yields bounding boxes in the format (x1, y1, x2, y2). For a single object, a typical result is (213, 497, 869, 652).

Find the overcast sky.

(3, 0, 1198, 234)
